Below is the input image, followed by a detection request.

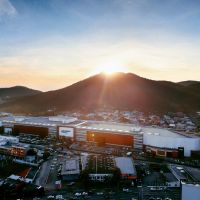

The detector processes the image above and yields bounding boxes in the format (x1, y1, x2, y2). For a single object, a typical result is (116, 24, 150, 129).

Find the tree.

(0, 126, 3, 134)
(80, 169, 90, 189)
(104, 175, 112, 185)
(43, 150, 50, 160)
(111, 167, 121, 186)
(26, 149, 37, 156)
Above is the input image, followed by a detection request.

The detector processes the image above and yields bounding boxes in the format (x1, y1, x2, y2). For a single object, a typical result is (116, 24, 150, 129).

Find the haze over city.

(1, 0, 200, 91)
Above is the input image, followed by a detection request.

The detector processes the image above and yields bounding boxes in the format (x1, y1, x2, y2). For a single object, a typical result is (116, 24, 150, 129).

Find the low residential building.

(86, 155, 115, 182)
(0, 136, 29, 158)
(181, 182, 200, 200)
(85, 155, 136, 182)
(164, 172, 180, 187)
(10, 144, 29, 158)
(8, 174, 33, 184)
(61, 157, 80, 181)
(169, 165, 188, 182)
(114, 157, 137, 180)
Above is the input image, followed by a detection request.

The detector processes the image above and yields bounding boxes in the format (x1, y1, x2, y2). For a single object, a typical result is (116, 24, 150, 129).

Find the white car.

(96, 192, 103, 195)
(74, 192, 82, 196)
(55, 194, 64, 199)
(47, 195, 55, 199)
(122, 188, 129, 192)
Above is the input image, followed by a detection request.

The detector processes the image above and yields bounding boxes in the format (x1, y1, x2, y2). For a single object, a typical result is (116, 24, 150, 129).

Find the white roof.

(77, 121, 190, 138)
(77, 121, 142, 134)
(115, 157, 136, 175)
(143, 127, 186, 138)
(65, 159, 77, 171)
(8, 174, 32, 183)
(61, 158, 80, 175)
(2, 115, 77, 127)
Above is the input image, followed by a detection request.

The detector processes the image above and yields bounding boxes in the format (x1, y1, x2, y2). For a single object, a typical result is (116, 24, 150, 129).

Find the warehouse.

(75, 121, 143, 149)
(1, 116, 200, 157)
(14, 124, 48, 138)
(143, 127, 200, 157)
(1, 115, 77, 137)
(75, 122, 200, 157)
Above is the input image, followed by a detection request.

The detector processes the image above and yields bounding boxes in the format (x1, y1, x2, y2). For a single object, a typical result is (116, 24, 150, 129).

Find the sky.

(0, 0, 200, 91)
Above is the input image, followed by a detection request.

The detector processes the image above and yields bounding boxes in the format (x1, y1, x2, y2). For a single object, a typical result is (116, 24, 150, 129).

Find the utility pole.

(95, 155, 97, 174)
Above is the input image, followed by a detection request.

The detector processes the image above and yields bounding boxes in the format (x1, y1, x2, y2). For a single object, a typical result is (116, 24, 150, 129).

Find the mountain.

(178, 81, 200, 94)
(0, 86, 42, 104)
(0, 73, 200, 114)
(187, 82, 200, 94)
(178, 80, 200, 86)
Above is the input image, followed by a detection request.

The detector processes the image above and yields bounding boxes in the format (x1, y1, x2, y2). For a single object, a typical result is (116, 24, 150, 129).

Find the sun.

(92, 63, 127, 76)
(103, 66, 119, 75)
(97, 65, 125, 75)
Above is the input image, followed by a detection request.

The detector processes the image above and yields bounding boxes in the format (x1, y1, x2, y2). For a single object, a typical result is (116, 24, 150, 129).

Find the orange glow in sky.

(1, 0, 200, 91)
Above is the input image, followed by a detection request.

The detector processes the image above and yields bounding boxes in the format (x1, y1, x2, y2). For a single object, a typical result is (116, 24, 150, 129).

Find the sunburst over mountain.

(0, 72, 200, 114)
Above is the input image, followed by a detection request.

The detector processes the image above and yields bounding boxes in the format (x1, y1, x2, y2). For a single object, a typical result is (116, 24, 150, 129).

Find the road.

(35, 159, 51, 187)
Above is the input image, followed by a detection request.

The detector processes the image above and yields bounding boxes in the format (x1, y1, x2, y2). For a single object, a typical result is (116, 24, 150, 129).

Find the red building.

(87, 131, 133, 147)
(14, 125, 48, 137)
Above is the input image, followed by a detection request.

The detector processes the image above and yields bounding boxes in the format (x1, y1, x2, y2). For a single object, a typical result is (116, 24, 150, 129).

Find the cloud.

(0, 0, 17, 17)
